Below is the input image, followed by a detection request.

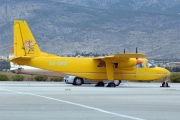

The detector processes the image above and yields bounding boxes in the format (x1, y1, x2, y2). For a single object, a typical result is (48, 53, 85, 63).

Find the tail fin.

(14, 20, 41, 57)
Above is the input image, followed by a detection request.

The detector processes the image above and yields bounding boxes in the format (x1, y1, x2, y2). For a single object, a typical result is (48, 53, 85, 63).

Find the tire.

(107, 82, 116, 87)
(162, 82, 165, 87)
(99, 82, 104, 87)
(110, 82, 116, 87)
(95, 81, 104, 87)
(73, 77, 83, 86)
(113, 80, 121, 86)
(162, 82, 168, 87)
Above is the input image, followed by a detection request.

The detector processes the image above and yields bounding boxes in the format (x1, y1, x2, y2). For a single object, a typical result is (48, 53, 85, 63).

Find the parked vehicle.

(64, 75, 121, 86)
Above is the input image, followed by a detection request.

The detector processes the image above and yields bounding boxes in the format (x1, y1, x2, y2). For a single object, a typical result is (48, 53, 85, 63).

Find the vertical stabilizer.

(14, 20, 41, 57)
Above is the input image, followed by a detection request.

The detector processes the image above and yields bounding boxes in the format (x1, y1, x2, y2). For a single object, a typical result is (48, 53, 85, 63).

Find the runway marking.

(0, 88, 145, 120)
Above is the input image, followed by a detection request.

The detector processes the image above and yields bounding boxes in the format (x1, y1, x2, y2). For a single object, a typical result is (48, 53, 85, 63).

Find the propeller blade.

(136, 47, 138, 59)
(136, 47, 138, 53)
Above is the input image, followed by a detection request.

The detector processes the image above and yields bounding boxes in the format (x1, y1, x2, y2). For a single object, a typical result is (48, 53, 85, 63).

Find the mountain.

(55, 0, 180, 15)
(0, 0, 180, 59)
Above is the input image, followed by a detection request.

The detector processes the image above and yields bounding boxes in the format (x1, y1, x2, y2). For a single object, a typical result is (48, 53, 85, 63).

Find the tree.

(0, 74, 8, 81)
(0, 61, 10, 71)
(11, 75, 25, 81)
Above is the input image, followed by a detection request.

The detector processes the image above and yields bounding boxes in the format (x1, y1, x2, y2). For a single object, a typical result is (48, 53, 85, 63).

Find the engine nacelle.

(117, 58, 142, 68)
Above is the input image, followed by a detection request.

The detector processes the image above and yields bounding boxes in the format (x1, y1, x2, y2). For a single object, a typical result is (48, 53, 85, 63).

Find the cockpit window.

(97, 60, 106, 67)
(146, 61, 156, 68)
(136, 62, 144, 68)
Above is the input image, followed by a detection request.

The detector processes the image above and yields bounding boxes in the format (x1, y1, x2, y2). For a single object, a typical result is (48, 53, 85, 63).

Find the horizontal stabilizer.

(9, 56, 32, 61)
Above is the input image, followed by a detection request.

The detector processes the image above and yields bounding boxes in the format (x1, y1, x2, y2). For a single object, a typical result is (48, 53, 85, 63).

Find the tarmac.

(0, 81, 180, 120)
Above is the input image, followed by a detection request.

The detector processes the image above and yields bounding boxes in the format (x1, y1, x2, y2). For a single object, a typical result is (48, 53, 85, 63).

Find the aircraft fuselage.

(11, 57, 170, 82)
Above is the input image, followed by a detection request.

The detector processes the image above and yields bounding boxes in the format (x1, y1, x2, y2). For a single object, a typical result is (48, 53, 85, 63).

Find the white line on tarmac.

(0, 88, 145, 120)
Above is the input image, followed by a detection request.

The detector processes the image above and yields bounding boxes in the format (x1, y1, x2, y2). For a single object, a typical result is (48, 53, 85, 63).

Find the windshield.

(146, 61, 157, 68)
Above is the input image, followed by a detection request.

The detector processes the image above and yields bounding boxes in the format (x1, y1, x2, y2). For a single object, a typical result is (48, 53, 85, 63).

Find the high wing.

(93, 53, 145, 80)
(94, 53, 145, 59)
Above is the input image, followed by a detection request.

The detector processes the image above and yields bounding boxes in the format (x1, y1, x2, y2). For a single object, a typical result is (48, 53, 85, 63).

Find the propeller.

(135, 47, 141, 77)
(136, 47, 138, 54)
(136, 47, 142, 65)
(123, 47, 142, 65)
(136, 47, 138, 60)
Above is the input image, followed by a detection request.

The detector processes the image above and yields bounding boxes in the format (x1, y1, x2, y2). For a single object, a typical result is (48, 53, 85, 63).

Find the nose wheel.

(160, 81, 170, 87)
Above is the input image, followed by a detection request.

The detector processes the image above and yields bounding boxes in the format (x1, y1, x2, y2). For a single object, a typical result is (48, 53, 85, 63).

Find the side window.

(97, 60, 106, 67)
(136, 62, 144, 68)
(113, 63, 118, 68)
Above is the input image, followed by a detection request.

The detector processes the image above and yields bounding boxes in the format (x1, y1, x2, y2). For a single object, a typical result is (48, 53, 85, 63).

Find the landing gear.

(95, 81, 119, 87)
(160, 81, 170, 87)
(113, 80, 121, 86)
(95, 81, 105, 87)
(107, 82, 116, 87)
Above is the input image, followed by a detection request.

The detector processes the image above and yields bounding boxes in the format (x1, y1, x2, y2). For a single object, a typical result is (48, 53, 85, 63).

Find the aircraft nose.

(165, 69, 171, 76)
(156, 67, 171, 79)
(162, 68, 171, 77)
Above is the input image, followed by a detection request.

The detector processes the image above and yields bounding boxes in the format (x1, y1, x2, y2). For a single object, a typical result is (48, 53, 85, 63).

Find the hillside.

(0, 0, 180, 59)
(56, 0, 180, 15)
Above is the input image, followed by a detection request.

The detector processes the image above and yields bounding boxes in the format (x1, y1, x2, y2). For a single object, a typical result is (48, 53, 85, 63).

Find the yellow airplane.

(10, 20, 170, 87)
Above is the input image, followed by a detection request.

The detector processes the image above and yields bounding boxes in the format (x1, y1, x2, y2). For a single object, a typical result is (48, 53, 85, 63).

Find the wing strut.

(104, 60, 114, 80)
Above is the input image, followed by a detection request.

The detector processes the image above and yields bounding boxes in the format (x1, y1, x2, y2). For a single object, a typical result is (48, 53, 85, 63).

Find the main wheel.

(73, 78, 83, 86)
(95, 81, 104, 87)
(99, 82, 104, 87)
(113, 80, 121, 86)
(107, 82, 116, 87)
